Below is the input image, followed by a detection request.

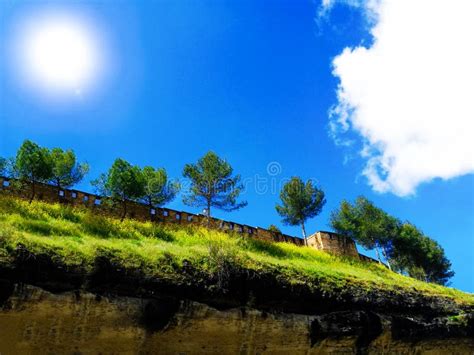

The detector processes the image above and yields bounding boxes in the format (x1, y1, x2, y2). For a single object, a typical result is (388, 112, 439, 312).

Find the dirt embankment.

(0, 248, 473, 354)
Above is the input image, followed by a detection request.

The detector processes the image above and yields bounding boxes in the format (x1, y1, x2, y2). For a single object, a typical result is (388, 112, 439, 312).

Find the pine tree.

(276, 177, 326, 245)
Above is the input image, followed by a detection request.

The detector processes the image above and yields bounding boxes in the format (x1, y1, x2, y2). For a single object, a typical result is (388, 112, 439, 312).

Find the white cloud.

(318, 0, 380, 22)
(329, 0, 474, 196)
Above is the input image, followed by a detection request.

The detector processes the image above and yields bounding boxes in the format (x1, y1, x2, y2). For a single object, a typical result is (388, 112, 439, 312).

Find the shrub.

(206, 240, 239, 289)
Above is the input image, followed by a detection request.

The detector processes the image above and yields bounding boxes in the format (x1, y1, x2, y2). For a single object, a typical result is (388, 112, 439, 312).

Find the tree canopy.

(14, 140, 53, 202)
(330, 196, 454, 284)
(141, 166, 180, 208)
(0, 157, 8, 177)
(182, 151, 247, 217)
(330, 196, 398, 268)
(11, 140, 89, 202)
(92, 158, 145, 220)
(276, 177, 326, 245)
(392, 223, 454, 285)
(49, 148, 89, 191)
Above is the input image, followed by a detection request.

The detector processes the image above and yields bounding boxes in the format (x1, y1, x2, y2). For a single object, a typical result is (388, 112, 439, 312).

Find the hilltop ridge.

(0, 176, 377, 262)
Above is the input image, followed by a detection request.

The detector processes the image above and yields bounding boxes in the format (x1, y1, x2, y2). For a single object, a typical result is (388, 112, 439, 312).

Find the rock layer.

(0, 285, 473, 354)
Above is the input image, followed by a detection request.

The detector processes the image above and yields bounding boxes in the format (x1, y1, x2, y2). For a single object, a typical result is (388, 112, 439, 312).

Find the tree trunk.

(374, 244, 383, 264)
(381, 245, 392, 270)
(121, 200, 127, 222)
(301, 222, 307, 246)
(29, 180, 36, 204)
(206, 200, 211, 227)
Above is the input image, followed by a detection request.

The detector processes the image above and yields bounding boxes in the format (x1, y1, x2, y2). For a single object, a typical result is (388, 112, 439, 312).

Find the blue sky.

(1, 0, 473, 292)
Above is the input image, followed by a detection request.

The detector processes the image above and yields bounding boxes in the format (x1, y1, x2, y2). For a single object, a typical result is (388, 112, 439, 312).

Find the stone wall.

(306, 231, 359, 258)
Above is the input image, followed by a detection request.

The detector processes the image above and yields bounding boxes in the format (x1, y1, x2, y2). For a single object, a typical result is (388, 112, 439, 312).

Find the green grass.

(0, 194, 472, 305)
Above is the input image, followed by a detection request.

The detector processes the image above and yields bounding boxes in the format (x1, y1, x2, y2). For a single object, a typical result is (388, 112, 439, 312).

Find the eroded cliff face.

(0, 249, 473, 354)
(1, 284, 473, 355)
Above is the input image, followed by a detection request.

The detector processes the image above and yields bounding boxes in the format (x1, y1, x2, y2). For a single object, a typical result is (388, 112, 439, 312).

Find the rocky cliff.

(1, 284, 473, 355)
(0, 253, 473, 354)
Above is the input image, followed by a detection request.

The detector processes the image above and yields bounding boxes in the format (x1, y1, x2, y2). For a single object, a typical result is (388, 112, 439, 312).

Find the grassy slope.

(0, 195, 472, 305)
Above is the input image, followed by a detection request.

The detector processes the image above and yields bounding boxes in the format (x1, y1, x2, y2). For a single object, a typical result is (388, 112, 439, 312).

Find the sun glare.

(16, 13, 102, 96)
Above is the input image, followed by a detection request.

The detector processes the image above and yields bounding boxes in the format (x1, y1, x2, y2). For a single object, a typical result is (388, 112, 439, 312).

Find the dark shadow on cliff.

(310, 311, 383, 354)
(0, 279, 14, 307)
(1, 244, 84, 293)
(139, 298, 180, 333)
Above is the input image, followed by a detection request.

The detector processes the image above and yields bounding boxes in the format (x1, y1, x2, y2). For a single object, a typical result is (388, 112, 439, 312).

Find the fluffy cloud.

(319, 0, 380, 22)
(328, 0, 474, 196)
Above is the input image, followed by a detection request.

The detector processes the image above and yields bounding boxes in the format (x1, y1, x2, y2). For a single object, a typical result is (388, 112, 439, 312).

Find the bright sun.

(18, 15, 100, 95)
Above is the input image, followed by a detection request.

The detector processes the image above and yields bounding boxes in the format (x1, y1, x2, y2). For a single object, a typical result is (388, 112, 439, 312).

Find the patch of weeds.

(82, 212, 119, 238)
(19, 220, 54, 235)
(149, 226, 174, 242)
(0, 196, 43, 220)
(15, 219, 77, 237)
(238, 237, 287, 259)
(53, 205, 81, 223)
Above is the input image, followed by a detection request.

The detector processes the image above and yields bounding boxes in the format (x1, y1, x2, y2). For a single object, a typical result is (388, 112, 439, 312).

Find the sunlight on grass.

(0, 195, 472, 304)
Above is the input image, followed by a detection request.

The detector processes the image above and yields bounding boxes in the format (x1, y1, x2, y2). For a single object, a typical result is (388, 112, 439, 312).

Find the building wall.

(306, 231, 359, 258)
